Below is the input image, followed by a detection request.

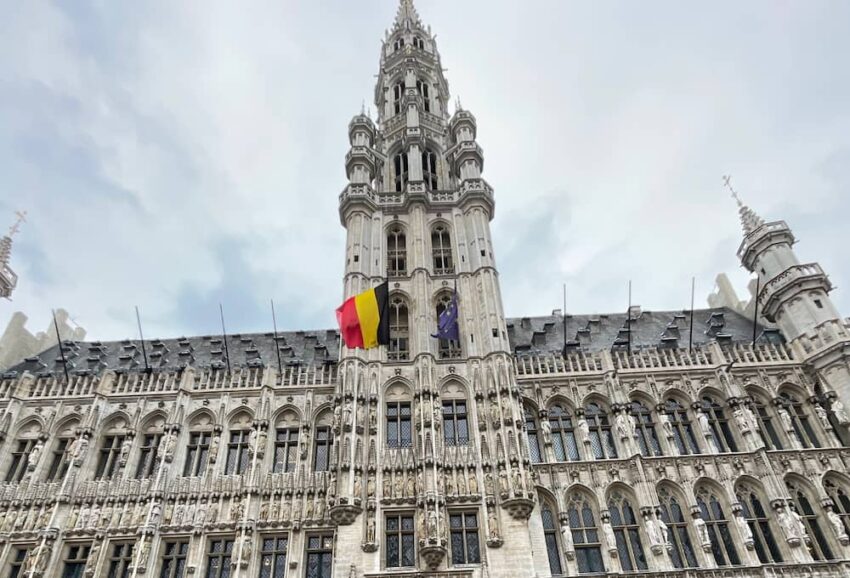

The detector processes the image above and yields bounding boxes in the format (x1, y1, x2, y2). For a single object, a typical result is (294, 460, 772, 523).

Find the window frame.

(225, 429, 251, 475)
(312, 427, 333, 472)
(106, 541, 135, 578)
(387, 226, 407, 278)
(431, 225, 454, 275)
(585, 403, 618, 459)
(385, 513, 416, 568)
(386, 402, 413, 449)
(701, 397, 738, 453)
(549, 405, 580, 462)
(566, 494, 605, 574)
(696, 488, 741, 567)
(5, 438, 37, 482)
(259, 535, 289, 578)
(304, 534, 334, 578)
(631, 400, 662, 457)
(786, 480, 834, 561)
(205, 538, 235, 578)
(95, 435, 126, 480)
(388, 297, 410, 361)
(273, 428, 299, 474)
(61, 543, 92, 578)
(46, 436, 74, 481)
(159, 540, 189, 578)
(8, 547, 28, 578)
(657, 486, 698, 569)
(135, 432, 162, 479)
(736, 484, 783, 563)
(665, 398, 701, 455)
(607, 494, 647, 572)
(442, 400, 469, 446)
(449, 511, 481, 565)
(541, 505, 563, 575)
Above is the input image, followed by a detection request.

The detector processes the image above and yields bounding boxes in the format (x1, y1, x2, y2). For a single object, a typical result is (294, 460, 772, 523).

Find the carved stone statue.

(366, 515, 376, 542)
(405, 472, 415, 497)
(578, 418, 590, 444)
(150, 501, 162, 525)
(735, 512, 753, 545)
(70, 436, 89, 464)
(367, 475, 376, 498)
(445, 471, 456, 495)
(815, 405, 832, 430)
(498, 469, 509, 494)
(25, 541, 50, 575)
(383, 473, 392, 498)
(694, 516, 711, 548)
(206, 502, 219, 524)
(427, 510, 438, 538)
(230, 498, 243, 522)
(602, 519, 617, 552)
(333, 405, 341, 431)
(831, 399, 850, 425)
(490, 404, 500, 428)
(259, 500, 269, 521)
(84, 542, 101, 578)
(826, 508, 849, 543)
(468, 471, 478, 495)
(433, 402, 442, 431)
(393, 472, 404, 497)
(778, 407, 795, 432)
(733, 407, 751, 434)
(353, 473, 362, 497)
(418, 509, 426, 540)
(615, 412, 635, 440)
(540, 418, 552, 445)
(120, 437, 133, 464)
(484, 471, 495, 495)
(28, 439, 44, 470)
(661, 414, 674, 438)
(512, 468, 523, 494)
(209, 435, 221, 463)
(778, 507, 806, 542)
(487, 507, 499, 540)
(697, 411, 712, 437)
(560, 522, 574, 552)
(657, 516, 669, 546)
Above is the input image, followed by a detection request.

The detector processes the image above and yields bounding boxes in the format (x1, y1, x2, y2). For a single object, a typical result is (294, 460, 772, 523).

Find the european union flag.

(432, 288, 459, 341)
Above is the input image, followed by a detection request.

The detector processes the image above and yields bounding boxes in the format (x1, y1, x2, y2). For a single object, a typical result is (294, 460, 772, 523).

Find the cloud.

(2, 0, 850, 341)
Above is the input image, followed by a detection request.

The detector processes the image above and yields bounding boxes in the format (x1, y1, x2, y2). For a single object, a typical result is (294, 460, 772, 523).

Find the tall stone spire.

(393, 0, 423, 31)
(733, 190, 765, 236)
(0, 210, 25, 300)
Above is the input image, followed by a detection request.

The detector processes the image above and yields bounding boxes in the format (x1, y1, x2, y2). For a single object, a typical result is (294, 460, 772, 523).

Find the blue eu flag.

(432, 289, 460, 341)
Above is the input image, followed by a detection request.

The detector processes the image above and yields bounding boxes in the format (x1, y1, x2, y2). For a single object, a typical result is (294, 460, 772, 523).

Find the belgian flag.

(335, 281, 390, 349)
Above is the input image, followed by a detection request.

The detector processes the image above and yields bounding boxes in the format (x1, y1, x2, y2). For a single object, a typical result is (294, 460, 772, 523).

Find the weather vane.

(8, 210, 27, 237)
(722, 175, 742, 206)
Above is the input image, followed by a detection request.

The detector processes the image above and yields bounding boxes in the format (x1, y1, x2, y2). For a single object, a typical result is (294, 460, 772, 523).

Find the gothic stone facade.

(4, 2, 850, 578)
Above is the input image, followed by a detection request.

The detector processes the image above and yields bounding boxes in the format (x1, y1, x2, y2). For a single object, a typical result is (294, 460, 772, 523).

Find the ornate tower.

(0, 211, 25, 300)
(735, 194, 850, 423)
(333, 1, 535, 574)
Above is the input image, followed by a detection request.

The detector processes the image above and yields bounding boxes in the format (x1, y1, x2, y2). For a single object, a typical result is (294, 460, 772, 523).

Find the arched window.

(412, 36, 424, 50)
(393, 82, 404, 116)
(416, 80, 431, 113)
(608, 491, 647, 571)
(779, 392, 821, 448)
(135, 415, 165, 479)
(701, 396, 738, 453)
(442, 400, 468, 446)
(630, 400, 662, 457)
(393, 151, 409, 192)
(665, 398, 701, 455)
(525, 407, 542, 464)
(95, 417, 129, 480)
(695, 485, 741, 567)
(273, 410, 300, 474)
(393, 37, 405, 52)
(421, 148, 438, 189)
(541, 504, 563, 575)
(5, 421, 42, 482)
(752, 396, 783, 450)
(183, 412, 215, 477)
(824, 478, 850, 536)
(436, 293, 461, 359)
(46, 420, 78, 482)
(549, 405, 580, 461)
(388, 296, 410, 361)
(387, 226, 407, 277)
(786, 479, 834, 560)
(567, 493, 605, 574)
(431, 225, 453, 275)
(736, 482, 783, 563)
(657, 485, 697, 568)
(585, 403, 617, 459)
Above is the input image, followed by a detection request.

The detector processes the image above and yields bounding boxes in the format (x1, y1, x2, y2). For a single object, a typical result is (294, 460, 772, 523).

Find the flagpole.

(219, 303, 232, 373)
(689, 277, 695, 352)
(752, 276, 760, 347)
(135, 306, 151, 373)
(52, 309, 71, 383)
(562, 283, 567, 354)
(627, 281, 632, 354)
(271, 299, 284, 376)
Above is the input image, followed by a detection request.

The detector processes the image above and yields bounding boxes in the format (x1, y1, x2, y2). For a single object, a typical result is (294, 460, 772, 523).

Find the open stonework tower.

(3, 1, 850, 578)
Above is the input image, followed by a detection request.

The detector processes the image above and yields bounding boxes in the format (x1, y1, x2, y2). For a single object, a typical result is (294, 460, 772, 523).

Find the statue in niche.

(300, 431, 310, 460)
(91, 503, 103, 528)
(37, 507, 51, 530)
(512, 468, 523, 494)
(383, 473, 392, 498)
(427, 510, 438, 538)
(343, 402, 353, 429)
(230, 497, 244, 522)
(742, 404, 759, 432)
(259, 500, 269, 521)
(163, 502, 174, 525)
(831, 398, 850, 424)
(315, 498, 325, 520)
(735, 512, 753, 544)
(25, 541, 51, 575)
(487, 507, 499, 540)
(66, 506, 79, 529)
(27, 439, 44, 470)
(70, 436, 89, 465)
(173, 503, 184, 527)
(207, 434, 220, 463)
(498, 469, 509, 495)
(697, 411, 712, 437)
(366, 514, 376, 542)
(602, 519, 617, 551)
(120, 437, 133, 464)
(357, 404, 365, 428)
(304, 497, 314, 520)
(281, 500, 291, 522)
(394, 472, 404, 497)
(577, 417, 590, 444)
(484, 471, 494, 495)
(477, 403, 487, 431)
(661, 414, 674, 439)
(328, 472, 337, 499)
(78, 504, 91, 529)
(418, 509, 426, 540)
(433, 402, 442, 431)
(367, 475, 376, 498)
(540, 418, 552, 445)
(160, 432, 176, 462)
(445, 471, 455, 495)
(333, 405, 341, 431)
(457, 470, 467, 495)
(405, 472, 415, 497)
(207, 501, 219, 524)
(778, 407, 794, 432)
(615, 412, 635, 440)
(353, 473, 362, 497)
(194, 501, 207, 525)
(560, 522, 574, 552)
(417, 471, 424, 494)
(815, 405, 832, 430)
(733, 407, 751, 434)
(826, 508, 849, 542)
(369, 406, 377, 431)
(84, 542, 100, 577)
(490, 403, 500, 428)
(693, 516, 711, 548)
(270, 499, 280, 520)
(468, 471, 479, 494)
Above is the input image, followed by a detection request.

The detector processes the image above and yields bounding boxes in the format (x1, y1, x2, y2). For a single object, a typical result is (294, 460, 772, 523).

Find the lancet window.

(387, 226, 407, 277)
(416, 80, 431, 113)
(608, 492, 647, 571)
(752, 396, 783, 450)
(665, 398, 701, 455)
(786, 479, 834, 560)
(388, 296, 410, 361)
(701, 396, 738, 453)
(695, 486, 741, 567)
(549, 404, 580, 461)
(525, 407, 542, 463)
(824, 478, 850, 536)
(736, 482, 783, 563)
(657, 485, 697, 568)
(436, 292, 461, 359)
(541, 504, 563, 575)
(779, 392, 821, 448)
(431, 225, 453, 275)
(585, 402, 617, 459)
(630, 400, 662, 457)
(567, 493, 604, 574)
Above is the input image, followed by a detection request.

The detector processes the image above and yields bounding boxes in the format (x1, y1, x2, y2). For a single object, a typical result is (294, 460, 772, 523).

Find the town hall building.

(2, 1, 850, 577)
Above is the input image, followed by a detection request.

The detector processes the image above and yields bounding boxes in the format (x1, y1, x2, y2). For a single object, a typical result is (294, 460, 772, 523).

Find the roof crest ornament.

(8, 210, 27, 238)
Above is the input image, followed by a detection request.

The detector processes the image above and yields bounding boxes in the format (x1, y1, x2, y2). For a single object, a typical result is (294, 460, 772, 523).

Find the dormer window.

(416, 79, 431, 112)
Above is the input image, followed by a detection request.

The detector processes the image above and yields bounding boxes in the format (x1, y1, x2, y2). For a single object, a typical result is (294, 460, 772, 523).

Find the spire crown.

(723, 175, 764, 236)
(393, 0, 423, 31)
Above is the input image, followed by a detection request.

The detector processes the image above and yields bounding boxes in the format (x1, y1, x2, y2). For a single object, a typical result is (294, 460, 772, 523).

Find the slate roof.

(4, 307, 779, 378)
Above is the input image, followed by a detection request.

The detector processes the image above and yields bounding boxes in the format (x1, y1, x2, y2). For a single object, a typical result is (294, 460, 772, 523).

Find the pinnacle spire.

(723, 175, 764, 236)
(394, 0, 422, 30)
(0, 210, 24, 299)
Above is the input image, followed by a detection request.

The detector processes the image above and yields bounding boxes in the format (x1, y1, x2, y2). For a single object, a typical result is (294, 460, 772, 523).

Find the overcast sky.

(2, 0, 849, 341)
